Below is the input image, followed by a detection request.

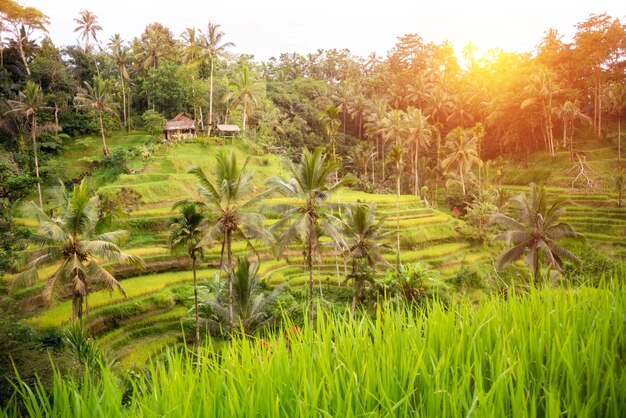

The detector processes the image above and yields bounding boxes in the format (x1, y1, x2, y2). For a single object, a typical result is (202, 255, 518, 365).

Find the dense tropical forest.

(1, 0, 626, 416)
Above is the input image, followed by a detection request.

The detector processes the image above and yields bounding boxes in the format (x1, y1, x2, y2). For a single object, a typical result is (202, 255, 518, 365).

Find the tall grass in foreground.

(6, 281, 626, 417)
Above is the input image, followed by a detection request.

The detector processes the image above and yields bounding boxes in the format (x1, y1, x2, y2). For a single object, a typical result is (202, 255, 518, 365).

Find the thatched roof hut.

(164, 113, 196, 140)
(215, 124, 240, 138)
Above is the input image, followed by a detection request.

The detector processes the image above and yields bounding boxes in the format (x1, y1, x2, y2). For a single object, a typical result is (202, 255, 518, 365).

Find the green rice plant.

(7, 276, 626, 417)
(25, 269, 215, 329)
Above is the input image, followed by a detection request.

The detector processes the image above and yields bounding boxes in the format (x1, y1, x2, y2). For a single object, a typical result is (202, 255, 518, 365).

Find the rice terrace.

(1, 0, 625, 416)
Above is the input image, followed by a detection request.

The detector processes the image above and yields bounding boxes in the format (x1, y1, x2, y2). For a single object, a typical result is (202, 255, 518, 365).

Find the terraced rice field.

(11, 139, 625, 368)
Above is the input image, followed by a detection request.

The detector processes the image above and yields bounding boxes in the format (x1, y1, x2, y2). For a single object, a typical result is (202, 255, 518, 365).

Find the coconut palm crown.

(491, 182, 584, 281)
(13, 179, 143, 323)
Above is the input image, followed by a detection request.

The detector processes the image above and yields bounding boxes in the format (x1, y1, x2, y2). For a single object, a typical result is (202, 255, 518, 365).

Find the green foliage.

(459, 201, 498, 243)
(63, 325, 111, 372)
(8, 280, 626, 416)
(451, 266, 486, 290)
(98, 147, 134, 182)
(0, 163, 35, 276)
(141, 110, 166, 139)
(380, 262, 449, 306)
(197, 259, 290, 336)
(141, 63, 189, 118)
(504, 166, 553, 185)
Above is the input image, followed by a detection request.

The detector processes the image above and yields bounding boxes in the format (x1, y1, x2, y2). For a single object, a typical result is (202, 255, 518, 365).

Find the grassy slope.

(9, 130, 626, 367)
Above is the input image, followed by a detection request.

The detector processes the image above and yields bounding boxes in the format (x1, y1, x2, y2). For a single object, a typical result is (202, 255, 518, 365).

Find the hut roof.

(165, 113, 195, 131)
(216, 124, 240, 132)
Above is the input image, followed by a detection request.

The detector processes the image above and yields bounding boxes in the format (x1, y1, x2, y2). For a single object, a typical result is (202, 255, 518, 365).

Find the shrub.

(142, 110, 167, 139)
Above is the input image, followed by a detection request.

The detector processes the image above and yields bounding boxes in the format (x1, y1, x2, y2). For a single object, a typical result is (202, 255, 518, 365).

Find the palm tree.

(521, 68, 561, 156)
(169, 202, 207, 352)
(4, 81, 53, 209)
(197, 258, 287, 335)
(341, 203, 390, 314)
(108, 34, 129, 130)
(603, 83, 626, 162)
(73, 10, 102, 52)
(556, 100, 591, 160)
(364, 98, 389, 184)
(380, 109, 407, 196)
(12, 179, 143, 324)
(268, 148, 343, 327)
(405, 107, 432, 196)
(224, 65, 265, 131)
(321, 104, 342, 166)
(425, 85, 453, 127)
(136, 26, 167, 70)
(180, 27, 206, 130)
(441, 127, 482, 196)
(201, 22, 234, 132)
(349, 141, 375, 184)
(74, 75, 117, 156)
(491, 183, 584, 281)
(188, 152, 270, 328)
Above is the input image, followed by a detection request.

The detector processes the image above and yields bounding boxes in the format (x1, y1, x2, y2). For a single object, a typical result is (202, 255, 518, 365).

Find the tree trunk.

(460, 165, 466, 197)
(54, 103, 59, 128)
(226, 231, 234, 330)
(209, 57, 214, 135)
(396, 175, 401, 266)
(31, 115, 43, 209)
(569, 121, 574, 161)
(307, 219, 314, 329)
(381, 136, 386, 184)
(618, 113, 622, 162)
(127, 88, 132, 131)
(71, 297, 77, 324)
(350, 260, 358, 315)
(191, 254, 200, 354)
(414, 141, 420, 196)
(84, 278, 89, 320)
(99, 113, 109, 156)
(17, 33, 30, 76)
(120, 74, 127, 131)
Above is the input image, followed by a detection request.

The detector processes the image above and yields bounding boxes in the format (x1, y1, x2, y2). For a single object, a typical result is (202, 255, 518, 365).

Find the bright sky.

(24, 0, 626, 61)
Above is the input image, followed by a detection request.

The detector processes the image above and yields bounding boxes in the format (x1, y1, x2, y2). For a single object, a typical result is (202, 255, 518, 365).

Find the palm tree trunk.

(99, 113, 109, 156)
(71, 298, 77, 324)
(198, 106, 204, 131)
(120, 74, 127, 131)
(307, 220, 314, 329)
(460, 166, 466, 197)
(381, 136, 386, 184)
(371, 151, 375, 185)
(127, 88, 132, 131)
(17, 35, 30, 76)
(226, 231, 234, 330)
(396, 176, 401, 267)
(31, 115, 43, 209)
(192, 254, 200, 354)
(84, 279, 89, 320)
(209, 57, 214, 135)
(414, 142, 419, 196)
(618, 113, 622, 162)
(569, 121, 574, 161)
